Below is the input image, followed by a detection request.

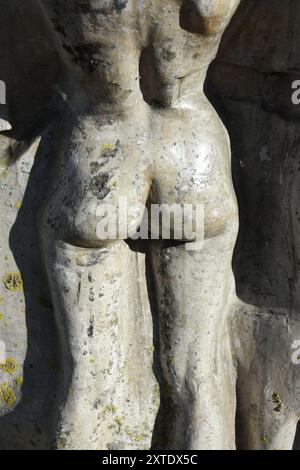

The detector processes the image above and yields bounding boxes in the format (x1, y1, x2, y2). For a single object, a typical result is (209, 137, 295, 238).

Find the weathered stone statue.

(1, 0, 299, 451)
(34, 0, 240, 449)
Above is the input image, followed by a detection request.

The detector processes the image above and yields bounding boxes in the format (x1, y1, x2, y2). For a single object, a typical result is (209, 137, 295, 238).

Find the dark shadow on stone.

(126, 238, 183, 450)
(0, 0, 63, 144)
(179, 0, 205, 34)
(0, 133, 59, 449)
(0, 0, 67, 448)
(205, 0, 300, 449)
(139, 45, 167, 109)
(146, 244, 176, 451)
(293, 421, 300, 449)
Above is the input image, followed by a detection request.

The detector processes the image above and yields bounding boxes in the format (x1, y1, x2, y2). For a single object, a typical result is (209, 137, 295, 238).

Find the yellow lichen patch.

(0, 169, 7, 181)
(101, 143, 115, 152)
(15, 200, 22, 210)
(2, 272, 23, 292)
(0, 357, 18, 375)
(110, 317, 119, 327)
(103, 403, 118, 414)
(55, 439, 65, 450)
(0, 295, 4, 303)
(0, 312, 4, 321)
(124, 426, 149, 443)
(115, 416, 124, 427)
(0, 382, 16, 407)
(134, 433, 149, 443)
(15, 376, 23, 386)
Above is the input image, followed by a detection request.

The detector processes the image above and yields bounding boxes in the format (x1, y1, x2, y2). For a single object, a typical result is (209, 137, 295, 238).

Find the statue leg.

(40, 237, 158, 450)
(37, 103, 158, 449)
(150, 223, 238, 449)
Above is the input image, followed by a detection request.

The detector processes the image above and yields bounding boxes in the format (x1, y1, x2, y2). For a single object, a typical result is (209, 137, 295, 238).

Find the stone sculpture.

(1, 0, 299, 451)
(33, 0, 241, 449)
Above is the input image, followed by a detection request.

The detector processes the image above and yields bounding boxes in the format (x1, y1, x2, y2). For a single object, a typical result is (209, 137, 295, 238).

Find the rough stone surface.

(207, 0, 300, 449)
(0, 0, 299, 450)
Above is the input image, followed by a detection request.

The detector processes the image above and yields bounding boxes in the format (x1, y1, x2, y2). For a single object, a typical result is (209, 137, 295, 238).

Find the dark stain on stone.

(74, 42, 100, 58)
(61, 41, 101, 72)
(75, 1, 127, 14)
(88, 315, 94, 337)
(76, 280, 81, 304)
(93, 399, 101, 409)
(90, 162, 102, 174)
(88, 172, 111, 199)
(89, 287, 95, 302)
(63, 285, 70, 294)
(113, 0, 128, 13)
(162, 48, 177, 61)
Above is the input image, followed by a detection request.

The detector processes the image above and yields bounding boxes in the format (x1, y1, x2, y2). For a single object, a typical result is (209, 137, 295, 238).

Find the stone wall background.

(206, 0, 300, 448)
(0, 0, 300, 449)
(0, 0, 63, 448)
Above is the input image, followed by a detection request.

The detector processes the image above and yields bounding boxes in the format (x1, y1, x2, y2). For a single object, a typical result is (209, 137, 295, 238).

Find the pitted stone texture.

(207, 0, 300, 449)
(2, 0, 300, 452)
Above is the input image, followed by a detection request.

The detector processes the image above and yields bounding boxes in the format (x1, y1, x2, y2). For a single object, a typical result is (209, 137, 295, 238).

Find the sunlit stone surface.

(0, 0, 299, 450)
